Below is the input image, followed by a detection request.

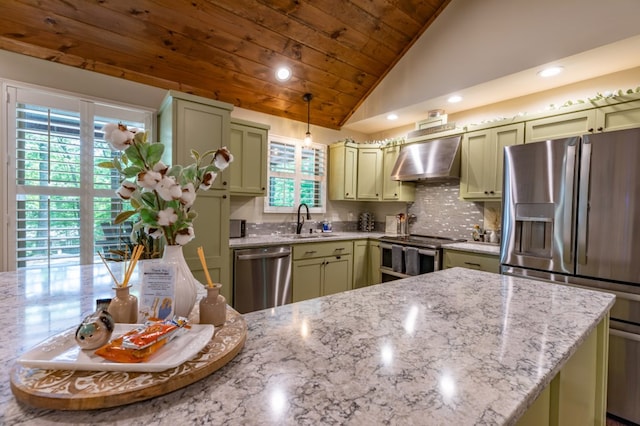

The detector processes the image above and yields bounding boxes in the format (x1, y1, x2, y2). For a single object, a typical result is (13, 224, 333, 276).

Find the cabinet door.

(598, 99, 640, 132)
(492, 123, 524, 197)
(381, 145, 415, 201)
(229, 121, 267, 195)
(461, 123, 523, 200)
(353, 240, 369, 289)
(182, 189, 231, 287)
(175, 99, 230, 190)
(382, 145, 401, 200)
(292, 258, 323, 302)
(368, 240, 381, 285)
(329, 144, 358, 200)
(323, 255, 352, 296)
(525, 110, 596, 143)
(357, 148, 382, 200)
(461, 130, 493, 199)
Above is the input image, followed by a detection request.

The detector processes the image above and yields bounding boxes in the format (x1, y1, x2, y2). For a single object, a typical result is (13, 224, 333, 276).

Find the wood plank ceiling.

(0, 0, 451, 130)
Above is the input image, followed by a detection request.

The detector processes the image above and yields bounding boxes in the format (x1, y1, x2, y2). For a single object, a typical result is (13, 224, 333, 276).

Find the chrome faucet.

(296, 203, 311, 234)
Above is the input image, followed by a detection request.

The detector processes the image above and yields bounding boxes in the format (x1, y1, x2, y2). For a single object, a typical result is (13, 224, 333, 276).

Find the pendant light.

(303, 93, 313, 146)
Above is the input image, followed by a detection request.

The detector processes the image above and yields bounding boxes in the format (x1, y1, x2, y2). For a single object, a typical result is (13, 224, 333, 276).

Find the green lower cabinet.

(292, 258, 324, 302)
(292, 255, 352, 302)
(517, 315, 609, 425)
(353, 240, 369, 289)
(443, 249, 500, 273)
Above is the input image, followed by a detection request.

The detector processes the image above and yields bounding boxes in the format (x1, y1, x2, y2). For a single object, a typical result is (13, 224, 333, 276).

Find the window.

(265, 135, 326, 213)
(5, 85, 153, 269)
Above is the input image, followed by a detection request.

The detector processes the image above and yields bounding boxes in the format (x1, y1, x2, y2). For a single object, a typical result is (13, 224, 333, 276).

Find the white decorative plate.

(17, 323, 214, 372)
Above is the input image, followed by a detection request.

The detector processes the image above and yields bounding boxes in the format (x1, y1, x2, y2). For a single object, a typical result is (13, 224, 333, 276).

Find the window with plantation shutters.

(265, 136, 326, 213)
(6, 85, 152, 270)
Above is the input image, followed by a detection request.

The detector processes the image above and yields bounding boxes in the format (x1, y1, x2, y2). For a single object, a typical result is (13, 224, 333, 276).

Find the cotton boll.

(175, 227, 195, 245)
(156, 176, 181, 201)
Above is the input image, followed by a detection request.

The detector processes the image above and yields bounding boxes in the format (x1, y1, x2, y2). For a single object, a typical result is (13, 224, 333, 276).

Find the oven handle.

(609, 328, 640, 343)
(379, 242, 437, 257)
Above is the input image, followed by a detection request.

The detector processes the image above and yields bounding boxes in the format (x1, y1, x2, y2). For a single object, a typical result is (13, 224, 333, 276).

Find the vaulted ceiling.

(0, 0, 452, 130)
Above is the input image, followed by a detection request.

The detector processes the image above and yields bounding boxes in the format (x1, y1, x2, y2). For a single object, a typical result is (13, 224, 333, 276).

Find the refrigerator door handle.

(577, 140, 592, 265)
(563, 141, 577, 265)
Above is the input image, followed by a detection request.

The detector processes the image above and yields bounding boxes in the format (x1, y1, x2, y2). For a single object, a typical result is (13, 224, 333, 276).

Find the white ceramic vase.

(162, 245, 199, 318)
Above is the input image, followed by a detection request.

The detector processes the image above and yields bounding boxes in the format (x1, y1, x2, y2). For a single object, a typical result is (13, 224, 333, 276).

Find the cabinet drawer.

(443, 250, 499, 273)
(293, 240, 353, 259)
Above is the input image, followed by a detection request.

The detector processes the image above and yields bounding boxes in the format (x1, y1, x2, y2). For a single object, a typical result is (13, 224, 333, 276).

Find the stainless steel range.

(379, 234, 466, 282)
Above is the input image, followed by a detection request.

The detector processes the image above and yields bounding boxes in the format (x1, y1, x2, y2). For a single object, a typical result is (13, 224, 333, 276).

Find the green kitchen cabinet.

(525, 99, 640, 143)
(158, 91, 233, 191)
(357, 146, 383, 200)
(353, 239, 382, 288)
(381, 143, 415, 201)
(229, 118, 269, 196)
(329, 141, 358, 200)
(443, 248, 500, 273)
(353, 239, 369, 289)
(292, 241, 353, 303)
(460, 122, 524, 200)
(596, 98, 640, 132)
(368, 239, 381, 285)
(157, 90, 233, 290)
(525, 109, 597, 143)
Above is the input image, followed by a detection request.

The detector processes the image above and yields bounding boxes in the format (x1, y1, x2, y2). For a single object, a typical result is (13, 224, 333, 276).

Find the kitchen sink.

(289, 233, 340, 239)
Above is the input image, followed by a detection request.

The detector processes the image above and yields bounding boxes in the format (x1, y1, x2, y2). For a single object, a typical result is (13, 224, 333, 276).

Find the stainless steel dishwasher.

(233, 246, 292, 314)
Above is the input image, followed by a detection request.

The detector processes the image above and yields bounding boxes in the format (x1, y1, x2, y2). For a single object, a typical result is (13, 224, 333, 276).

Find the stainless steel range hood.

(390, 135, 462, 181)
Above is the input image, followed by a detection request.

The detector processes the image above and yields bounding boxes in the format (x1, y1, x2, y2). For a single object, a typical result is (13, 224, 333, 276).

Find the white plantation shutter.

(265, 136, 326, 213)
(6, 85, 152, 269)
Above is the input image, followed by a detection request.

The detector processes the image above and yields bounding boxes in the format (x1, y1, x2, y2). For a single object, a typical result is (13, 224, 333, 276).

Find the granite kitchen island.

(1, 265, 613, 425)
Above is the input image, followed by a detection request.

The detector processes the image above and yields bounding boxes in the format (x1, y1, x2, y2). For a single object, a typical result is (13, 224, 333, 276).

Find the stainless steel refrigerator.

(500, 127, 640, 424)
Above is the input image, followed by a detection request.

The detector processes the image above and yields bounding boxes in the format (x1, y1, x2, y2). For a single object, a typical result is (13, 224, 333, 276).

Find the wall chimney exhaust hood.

(390, 135, 462, 181)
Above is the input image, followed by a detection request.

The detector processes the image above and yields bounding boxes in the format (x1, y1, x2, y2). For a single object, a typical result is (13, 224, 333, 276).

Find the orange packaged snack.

(95, 317, 189, 363)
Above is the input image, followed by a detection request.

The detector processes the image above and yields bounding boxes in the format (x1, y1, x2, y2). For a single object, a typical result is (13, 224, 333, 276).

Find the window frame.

(4, 82, 154, 270)
(264, 134, 327, 214)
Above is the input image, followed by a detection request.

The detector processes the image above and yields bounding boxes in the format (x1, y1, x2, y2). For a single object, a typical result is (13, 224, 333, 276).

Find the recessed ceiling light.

(537, 66, 564, 78)
(387, 113, 398, 121)
(448, 95, 462, 103)
(275, 66, 292, 82)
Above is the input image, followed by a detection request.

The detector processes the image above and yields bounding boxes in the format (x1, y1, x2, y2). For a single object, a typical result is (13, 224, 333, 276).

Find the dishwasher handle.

(236, 250, 291, 261)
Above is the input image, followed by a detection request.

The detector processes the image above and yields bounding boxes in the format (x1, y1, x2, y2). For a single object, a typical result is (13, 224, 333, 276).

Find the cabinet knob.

(222, 181, 227, 186)
(484, 191, 489, 194)
(394, 193, 397, 196)
(376, 193, 379, 196)
(346, 193, 349, 196)
(489, 190, 495, 194)
(588, 128, 594, 133)
(261, 187, 265, 191)
(597, 127, 603, 132)
(223, 194, 227, 199)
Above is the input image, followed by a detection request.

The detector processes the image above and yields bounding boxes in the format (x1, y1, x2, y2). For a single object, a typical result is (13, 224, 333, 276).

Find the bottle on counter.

(472, 224, 481, 241)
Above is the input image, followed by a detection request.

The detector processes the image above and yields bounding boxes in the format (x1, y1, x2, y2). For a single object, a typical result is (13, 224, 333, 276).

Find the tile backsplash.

(408, 181, 491, 240)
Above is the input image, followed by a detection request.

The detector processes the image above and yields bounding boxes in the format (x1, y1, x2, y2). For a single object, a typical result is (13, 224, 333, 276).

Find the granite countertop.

(444, 241, 501, 256)
(229, 231, 386, 248)
(0, 266, 614, 425)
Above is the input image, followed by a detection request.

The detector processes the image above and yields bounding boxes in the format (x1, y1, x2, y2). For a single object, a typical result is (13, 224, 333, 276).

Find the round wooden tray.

(10, 308, 247, 410)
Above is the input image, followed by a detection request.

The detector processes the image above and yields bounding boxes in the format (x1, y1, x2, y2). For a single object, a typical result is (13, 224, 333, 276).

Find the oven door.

(380, 243, 440, 282)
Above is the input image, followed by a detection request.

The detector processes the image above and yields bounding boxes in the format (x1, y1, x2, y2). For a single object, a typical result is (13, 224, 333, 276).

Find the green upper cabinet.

(158, 91, 233, 191)
(461, 122, 524, 200)
(329, 142, 358, 200)
(524, 99, 640, 142)
(381, 144, 415, 202)
(596, 99, 640, 132)
(229, 119, 269, 196)
(357, 146, 382, 200)
(157, 90, 233, 289)
(525, 109, 597, 143)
